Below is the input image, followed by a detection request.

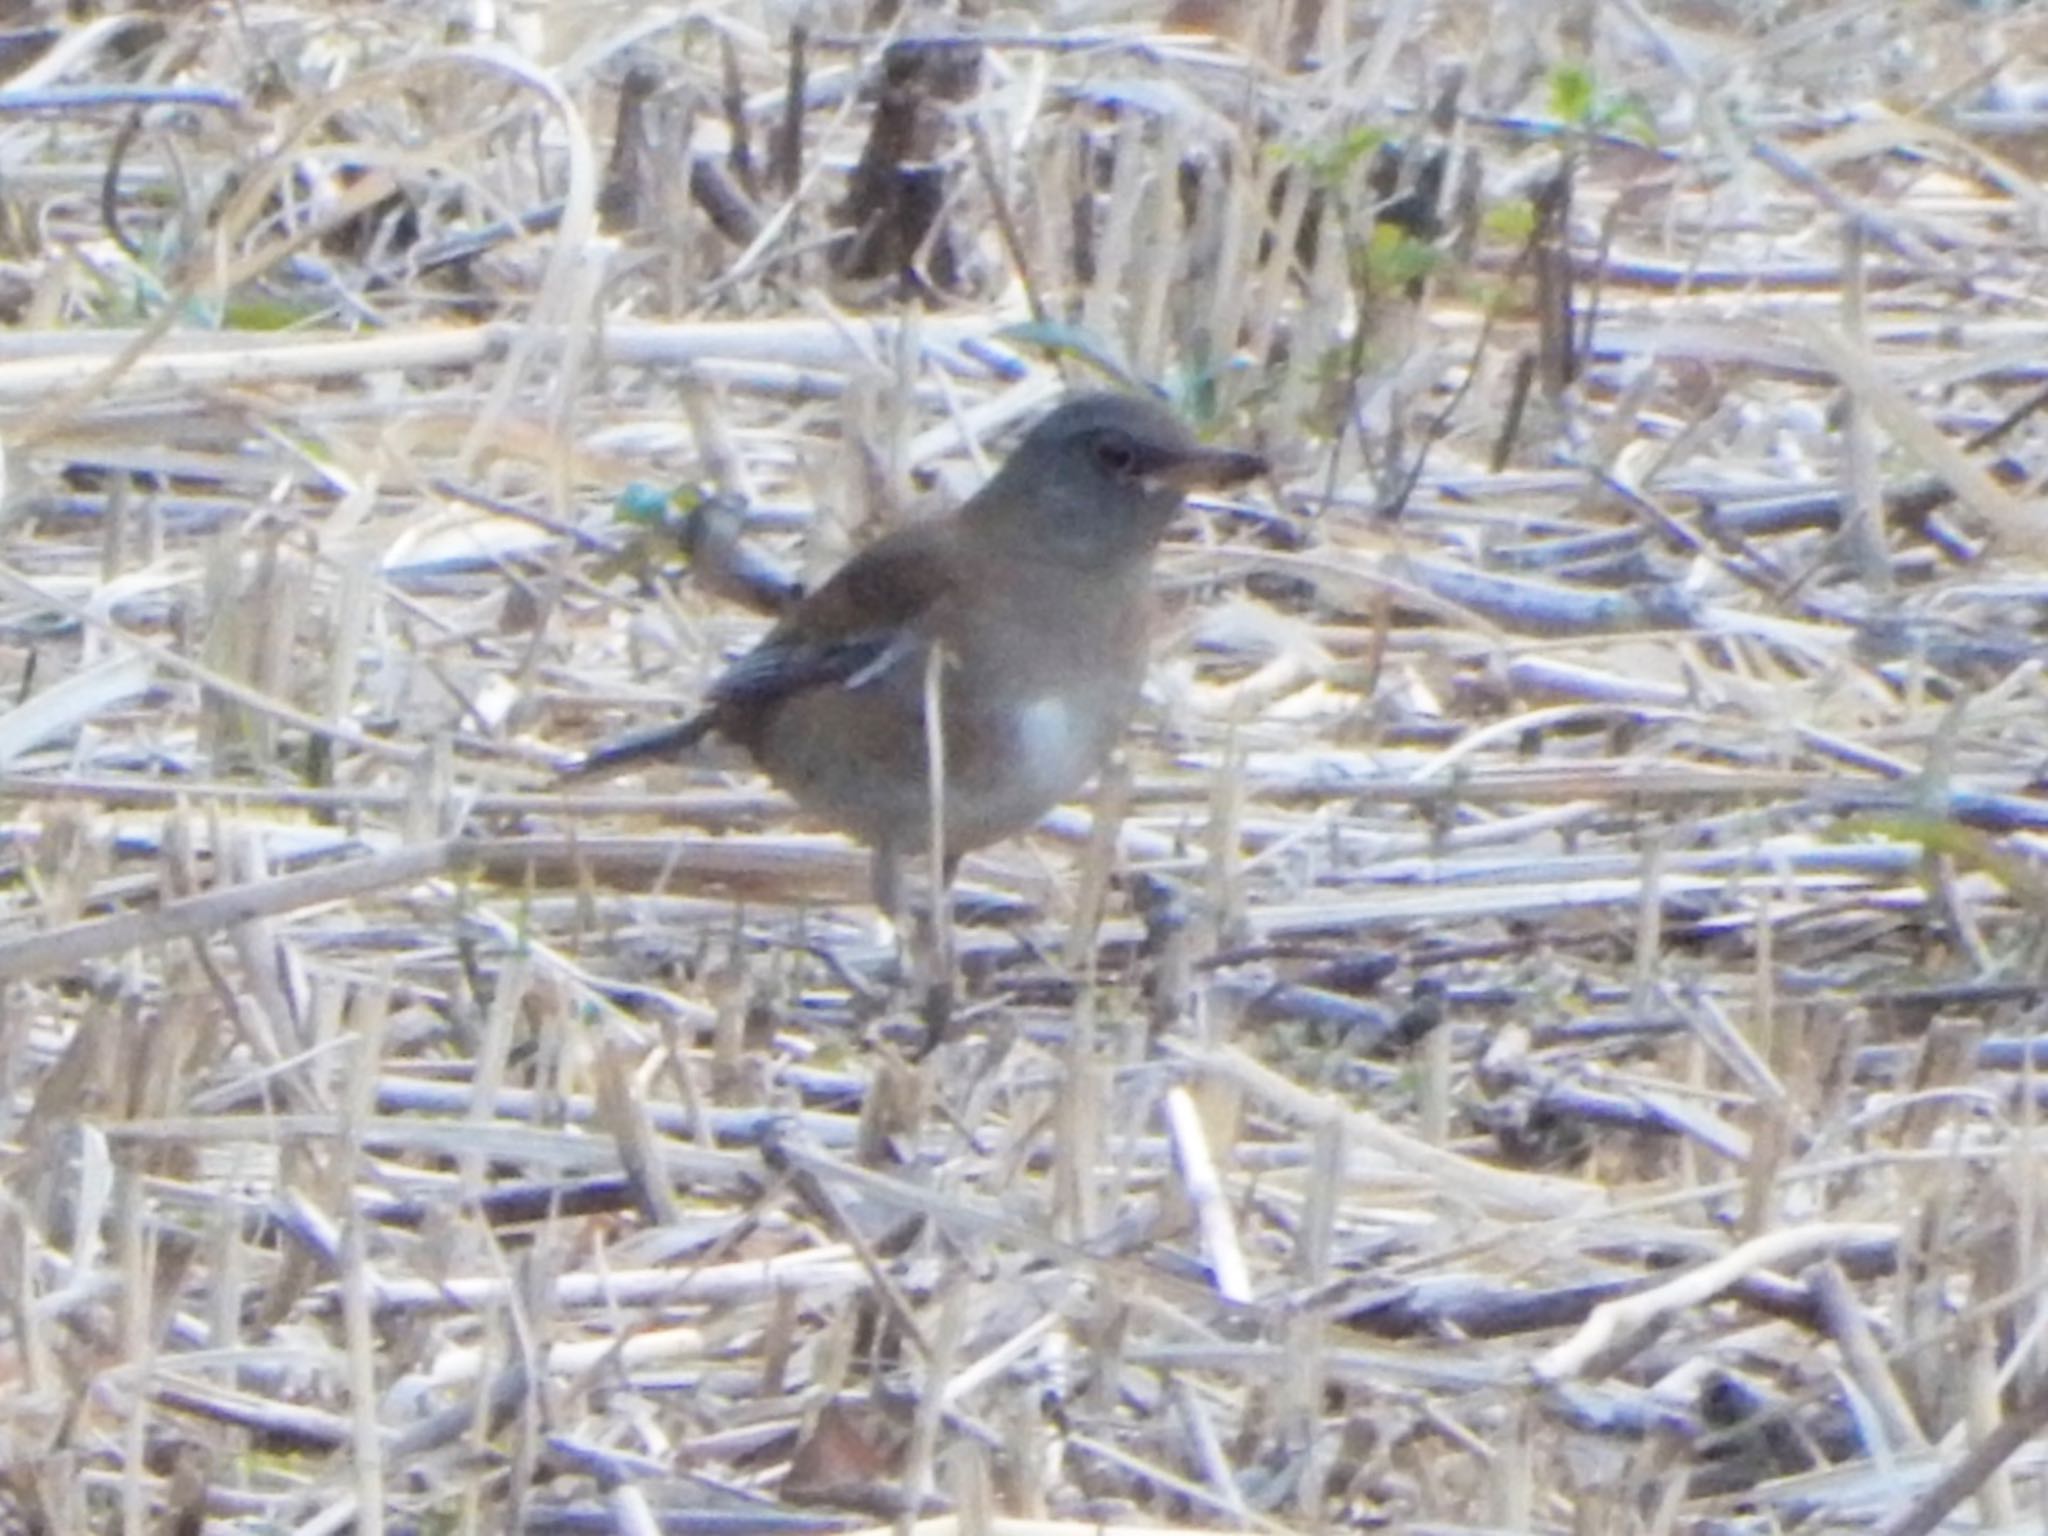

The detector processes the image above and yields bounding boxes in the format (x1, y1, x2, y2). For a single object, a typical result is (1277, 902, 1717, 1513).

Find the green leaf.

(221, 296, 316, 331)
(1287, 122, 1388, 185)
(1356, 223, 1439, 291)
(1549, 63, 1597, 126)
(1602, 93, 1660, 146)
(1484, 198, 1538, 244)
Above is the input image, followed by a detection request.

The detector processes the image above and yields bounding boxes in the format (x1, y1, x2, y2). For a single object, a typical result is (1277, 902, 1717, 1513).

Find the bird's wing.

(707, 524, 956, 715)
(563, 526, 954, 779)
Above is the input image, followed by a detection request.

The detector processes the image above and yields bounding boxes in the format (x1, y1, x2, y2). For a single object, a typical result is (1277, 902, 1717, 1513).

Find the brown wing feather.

(707, 523, 960, 746)
(568, 524, 958, 780)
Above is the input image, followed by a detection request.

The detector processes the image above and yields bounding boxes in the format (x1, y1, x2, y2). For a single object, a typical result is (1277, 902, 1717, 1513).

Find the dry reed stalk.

(0, 2, 2043, 1530)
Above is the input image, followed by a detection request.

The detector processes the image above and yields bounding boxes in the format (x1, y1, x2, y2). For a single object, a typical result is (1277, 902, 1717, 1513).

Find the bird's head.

(966, 391, 1266, 565)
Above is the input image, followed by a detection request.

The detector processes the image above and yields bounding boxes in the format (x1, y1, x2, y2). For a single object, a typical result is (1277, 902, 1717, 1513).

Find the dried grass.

(1, 1, 2047, 1532)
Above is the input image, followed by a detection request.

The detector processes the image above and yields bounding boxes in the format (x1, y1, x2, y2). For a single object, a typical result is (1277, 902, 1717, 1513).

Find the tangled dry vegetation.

(2, 0, 2048, 1531)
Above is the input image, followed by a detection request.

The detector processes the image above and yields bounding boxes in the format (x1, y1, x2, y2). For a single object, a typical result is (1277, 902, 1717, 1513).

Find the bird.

(573, 390, 1267, 912)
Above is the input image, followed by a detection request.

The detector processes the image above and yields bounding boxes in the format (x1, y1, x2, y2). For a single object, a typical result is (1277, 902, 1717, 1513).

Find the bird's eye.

(1092, 435, 1140, 477)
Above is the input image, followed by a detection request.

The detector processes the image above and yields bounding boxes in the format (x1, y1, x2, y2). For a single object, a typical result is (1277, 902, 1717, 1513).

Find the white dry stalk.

(1161, 1084, 1251, 1304)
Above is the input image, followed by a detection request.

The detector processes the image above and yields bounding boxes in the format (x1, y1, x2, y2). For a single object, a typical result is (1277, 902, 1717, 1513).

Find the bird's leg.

(859, 844, 953, 1052)
(868, 842, 905, 924)
(913, 855, 959, 1055)
(837, 840, 909, 1026)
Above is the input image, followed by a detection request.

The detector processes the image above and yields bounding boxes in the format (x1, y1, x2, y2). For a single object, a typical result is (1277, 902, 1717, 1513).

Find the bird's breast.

(930, 685, 1122, 848)
(1008, 691, 1105, 806)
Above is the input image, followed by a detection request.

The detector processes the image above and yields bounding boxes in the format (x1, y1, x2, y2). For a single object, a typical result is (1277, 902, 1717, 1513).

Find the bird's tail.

(562, 711, 718, 780)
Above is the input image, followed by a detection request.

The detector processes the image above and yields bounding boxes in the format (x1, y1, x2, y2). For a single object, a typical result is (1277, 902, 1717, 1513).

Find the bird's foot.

(914, 977, 955, 1058)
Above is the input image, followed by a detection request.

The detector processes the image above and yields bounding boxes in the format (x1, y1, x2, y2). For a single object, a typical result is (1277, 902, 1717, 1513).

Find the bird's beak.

(1143, 445, 1268, 494)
